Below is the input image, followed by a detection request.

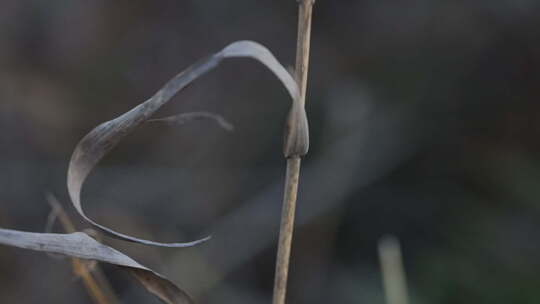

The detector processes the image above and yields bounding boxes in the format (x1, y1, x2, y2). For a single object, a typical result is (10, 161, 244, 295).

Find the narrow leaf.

(67, 40, 309, 247)
(148, 112, 234, 132)
(0, 228, 193, 304)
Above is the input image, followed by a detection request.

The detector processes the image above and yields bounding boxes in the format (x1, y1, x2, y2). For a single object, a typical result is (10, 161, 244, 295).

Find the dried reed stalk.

(272, 1, 314, 304)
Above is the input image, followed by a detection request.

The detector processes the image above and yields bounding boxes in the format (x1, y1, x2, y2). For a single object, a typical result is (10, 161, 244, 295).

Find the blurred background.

(2, 1, 540, 303)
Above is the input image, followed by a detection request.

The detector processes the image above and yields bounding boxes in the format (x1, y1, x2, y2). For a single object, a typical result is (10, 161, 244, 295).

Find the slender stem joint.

(273, 1, 314, 304)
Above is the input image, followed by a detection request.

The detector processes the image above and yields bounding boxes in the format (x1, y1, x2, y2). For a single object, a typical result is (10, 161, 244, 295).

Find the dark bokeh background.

(2, 1, 540, 303)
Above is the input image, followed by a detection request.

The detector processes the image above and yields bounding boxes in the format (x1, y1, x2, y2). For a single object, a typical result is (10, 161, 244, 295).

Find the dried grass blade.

(0, 228, 193, 304)
(148, 112, 234, 131)
(67, 40, 308, 247)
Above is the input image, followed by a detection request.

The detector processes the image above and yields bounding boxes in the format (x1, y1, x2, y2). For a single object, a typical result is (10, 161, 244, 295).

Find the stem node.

(272, 1, 314, 304)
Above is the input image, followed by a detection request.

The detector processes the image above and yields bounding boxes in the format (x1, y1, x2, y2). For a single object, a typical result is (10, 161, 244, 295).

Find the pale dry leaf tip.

(219, 40, 309, 158)
(220, 40, 300, 101)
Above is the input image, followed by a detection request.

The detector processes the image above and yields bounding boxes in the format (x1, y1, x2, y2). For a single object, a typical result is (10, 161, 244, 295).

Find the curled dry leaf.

(67, 40, 309, 247)
(0, 228, 193, 304)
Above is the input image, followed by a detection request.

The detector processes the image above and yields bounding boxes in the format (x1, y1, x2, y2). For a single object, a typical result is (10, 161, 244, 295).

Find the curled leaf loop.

(67, 40, 309, 247)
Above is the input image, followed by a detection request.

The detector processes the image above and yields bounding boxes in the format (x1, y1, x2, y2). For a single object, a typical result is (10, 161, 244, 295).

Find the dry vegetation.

(0, 2, 312, 304)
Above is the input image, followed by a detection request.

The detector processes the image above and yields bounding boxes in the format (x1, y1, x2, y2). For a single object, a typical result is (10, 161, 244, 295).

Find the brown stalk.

(272, 1, 314, 304)
(47, 195, 119, 304)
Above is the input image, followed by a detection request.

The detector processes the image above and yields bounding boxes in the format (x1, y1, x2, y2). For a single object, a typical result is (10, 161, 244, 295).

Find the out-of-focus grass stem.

(378, 235, 410, 304)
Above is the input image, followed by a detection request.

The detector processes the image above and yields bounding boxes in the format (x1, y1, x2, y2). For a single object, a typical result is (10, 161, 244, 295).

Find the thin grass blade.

(67, 40, 308, 247)
(0, 228, 193, 304)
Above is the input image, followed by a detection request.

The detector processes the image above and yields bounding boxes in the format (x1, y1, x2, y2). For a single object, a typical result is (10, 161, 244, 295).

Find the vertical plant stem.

(273, 157, 301, 304)
(294, 0, 314, 107)
(273, 1, 314, 304)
